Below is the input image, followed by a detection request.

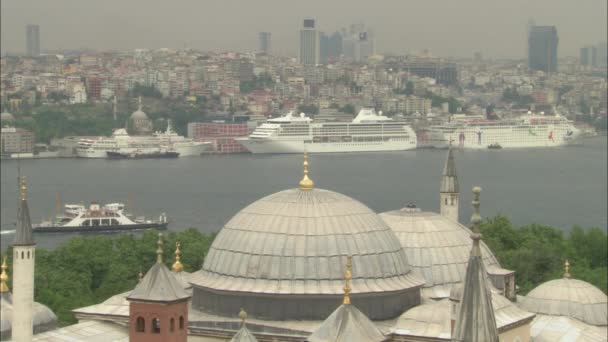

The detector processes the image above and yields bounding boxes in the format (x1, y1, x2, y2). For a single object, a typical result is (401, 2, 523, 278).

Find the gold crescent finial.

(564, 259, 571, 278)
(138, 269, 144, 283)
(298, 152, 314, 190)
(238, 308, 248, 326)
(20, 176, 27, 201)
(343, 256, 352, 305)
(0, 256, 8, 293)
(156, 233, 163, 263)
(172, 241, 184, 272)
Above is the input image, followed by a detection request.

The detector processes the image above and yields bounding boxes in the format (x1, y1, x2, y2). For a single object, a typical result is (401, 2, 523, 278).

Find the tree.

(297, 104, 319, 115)
(340, 104, 355, 114)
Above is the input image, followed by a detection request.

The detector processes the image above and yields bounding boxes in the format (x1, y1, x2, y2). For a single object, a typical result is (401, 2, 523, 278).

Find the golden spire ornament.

(0, 256, 8, 293)
(138, 269, 144, 283)
(172, 241, 184, 273)
(156, 233, 163, 263)
(343, 256, 352, 305)
(20, 176, 27, 201)
(298, 151, 314, 190)
(564, 259, 571, 278)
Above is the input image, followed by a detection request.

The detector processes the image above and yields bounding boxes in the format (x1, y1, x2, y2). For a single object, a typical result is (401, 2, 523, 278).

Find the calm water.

(1, 136, 606, 251)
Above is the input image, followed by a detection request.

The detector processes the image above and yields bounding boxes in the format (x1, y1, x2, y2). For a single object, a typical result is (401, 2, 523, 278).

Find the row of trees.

(2, 218, 605, 326)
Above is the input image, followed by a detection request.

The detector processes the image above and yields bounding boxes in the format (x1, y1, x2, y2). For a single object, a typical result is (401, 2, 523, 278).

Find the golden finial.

(172, 241, 184, 273)
(298, 152, 314, 190)
(20, 176, 27, 201)
(343, 256, 352, 305)
(156, 233, 163, 263)
(238, 308, 248, 326)
(564, 259, 571, 278)
(0, 256, 8, 293)
(138, 269, 144, 283)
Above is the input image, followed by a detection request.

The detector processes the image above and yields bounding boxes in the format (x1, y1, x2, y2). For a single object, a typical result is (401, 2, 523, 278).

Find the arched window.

(152, 318, 161, 333)
(21, 251, 24, 259)
(27, 251, 30, 258)
(450, 197, 454, 205)
(179, 316, 184, 330)
(170, 318, 175, 332)
(444, 198, 448, 205)
(136, 317, 145, 332)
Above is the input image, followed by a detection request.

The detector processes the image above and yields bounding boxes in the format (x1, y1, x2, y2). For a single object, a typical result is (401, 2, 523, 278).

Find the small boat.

(33, 202, 169, 233)
(487, 143, 503, 149)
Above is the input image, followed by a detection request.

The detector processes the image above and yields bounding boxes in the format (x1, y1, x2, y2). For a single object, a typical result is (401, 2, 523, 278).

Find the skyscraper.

(319, 31, 343, 64)
(259, 32, 271, 55)
(299, 19, 319, 65)
(26, 24, 40, 57)
(580, 47, 591, 66)
(528, 25, 558, 73)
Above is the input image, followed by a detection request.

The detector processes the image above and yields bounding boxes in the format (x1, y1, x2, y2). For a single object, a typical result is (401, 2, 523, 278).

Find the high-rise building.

(259, 32, 271, 55)
(580, 47, 591, 66)
(341, 23, 374, 62)
(299, 19, 319, 65)
(319, 31, 343, 64)
(26, 24, 40, 57)
(528, 25, 558, 73)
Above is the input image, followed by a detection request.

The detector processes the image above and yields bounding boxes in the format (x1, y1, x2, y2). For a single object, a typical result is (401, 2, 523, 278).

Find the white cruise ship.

(419, 112, 581, 149)
(237, 109, 417, 153)
(77, 120, 208, 158)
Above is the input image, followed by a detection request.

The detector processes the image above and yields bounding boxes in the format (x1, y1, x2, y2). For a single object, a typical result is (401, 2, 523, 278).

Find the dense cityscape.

(0, 3, 607, 342)
(1, 20, 607, 156)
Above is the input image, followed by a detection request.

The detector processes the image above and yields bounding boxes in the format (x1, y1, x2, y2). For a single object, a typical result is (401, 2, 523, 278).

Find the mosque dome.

(379, 206, 500, 299)
(0, 292, 58, 339)
(519, 275, 607, 326)
(0, 111, 14, 123)
(130, 108, 148, 120)
(190, 181, 425, 321)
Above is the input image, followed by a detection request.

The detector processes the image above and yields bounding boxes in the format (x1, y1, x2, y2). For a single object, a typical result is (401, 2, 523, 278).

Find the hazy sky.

(1, 0, 606, 58)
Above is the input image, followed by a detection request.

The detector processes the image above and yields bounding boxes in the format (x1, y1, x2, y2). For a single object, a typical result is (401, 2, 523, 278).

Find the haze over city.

(1, 0, 606, 57)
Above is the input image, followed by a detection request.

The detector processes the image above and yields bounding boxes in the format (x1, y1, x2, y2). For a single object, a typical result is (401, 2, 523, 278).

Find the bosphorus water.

(1, 136, 606, 251)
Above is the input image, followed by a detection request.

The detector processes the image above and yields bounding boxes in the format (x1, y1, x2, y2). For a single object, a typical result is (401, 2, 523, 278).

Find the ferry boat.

(419, 112, 581, 149)
(106, 149, 179, 159)
(237, 109, 417, 153)
(33, 202, 169, 233)
(77, 120, 209, 158)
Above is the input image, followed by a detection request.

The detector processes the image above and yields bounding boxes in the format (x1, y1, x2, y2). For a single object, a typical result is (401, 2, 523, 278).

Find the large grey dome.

(380, 206, 500, 299)
(190, 188, 424, 320)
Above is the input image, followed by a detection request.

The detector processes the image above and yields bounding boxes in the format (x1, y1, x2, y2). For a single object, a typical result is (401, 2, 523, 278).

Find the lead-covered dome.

(519, 277, 607, 326)
(380, 206, 500, 299)
(190, 188, 424, 321)
(1, 292, 57, 339)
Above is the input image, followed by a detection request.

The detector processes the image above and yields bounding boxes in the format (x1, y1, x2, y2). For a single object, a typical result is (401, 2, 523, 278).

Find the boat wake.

(0, 229, 16, 235)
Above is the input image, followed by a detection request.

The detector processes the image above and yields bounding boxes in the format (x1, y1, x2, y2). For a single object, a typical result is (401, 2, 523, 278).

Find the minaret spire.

(452, 187, 499, 342)
(440, 146, 460, 222)
(11, 175, 36, 342)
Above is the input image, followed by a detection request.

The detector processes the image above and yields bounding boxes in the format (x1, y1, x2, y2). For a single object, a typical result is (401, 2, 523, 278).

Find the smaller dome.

(380, 208, 500, 299)
(519, 278, 607, 326)
(130, 109, 149, 120)
(1, 292, 57, 339)
(0, 111, 14, 122)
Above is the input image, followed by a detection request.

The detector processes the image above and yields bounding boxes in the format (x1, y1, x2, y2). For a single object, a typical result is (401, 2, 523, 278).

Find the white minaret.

(440, 146, 460, 222)
(11, 177, 36, 342)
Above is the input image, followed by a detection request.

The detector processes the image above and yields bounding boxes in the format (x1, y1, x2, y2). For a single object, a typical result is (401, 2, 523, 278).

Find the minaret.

(452, 187, 499, 342)
(11, 177, 36, 342)
(440, 146, 460, 222)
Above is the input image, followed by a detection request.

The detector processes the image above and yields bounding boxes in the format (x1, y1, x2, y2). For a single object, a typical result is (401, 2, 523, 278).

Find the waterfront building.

(1, 127, 34, 154)
(528, 25, 558, 73)
(299, 19, 319, 65)
(186, 122, 249, 153)
(26, 24, 40, 57)
(258, 32, 271, 55)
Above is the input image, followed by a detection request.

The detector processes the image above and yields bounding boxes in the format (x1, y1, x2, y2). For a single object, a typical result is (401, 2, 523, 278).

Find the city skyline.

(1, 0, 606, 58)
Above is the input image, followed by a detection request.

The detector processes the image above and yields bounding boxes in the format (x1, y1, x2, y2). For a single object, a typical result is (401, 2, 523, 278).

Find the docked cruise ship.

(77, 120, 209, 158)
(238, 109, 417, 153)
(418, 112, 581, 149)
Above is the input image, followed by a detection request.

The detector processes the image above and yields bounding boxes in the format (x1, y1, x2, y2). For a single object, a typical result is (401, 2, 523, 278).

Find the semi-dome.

(379, 206, 500, 299)
(519, 276, 607, 326)
(0, 111, 14, 123)
(190, 187, 425, 321)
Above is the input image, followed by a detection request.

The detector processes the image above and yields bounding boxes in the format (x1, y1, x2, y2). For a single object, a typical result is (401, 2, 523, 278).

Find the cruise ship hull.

(422, 131, 581, 149)
(238, 138, 417, 154)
